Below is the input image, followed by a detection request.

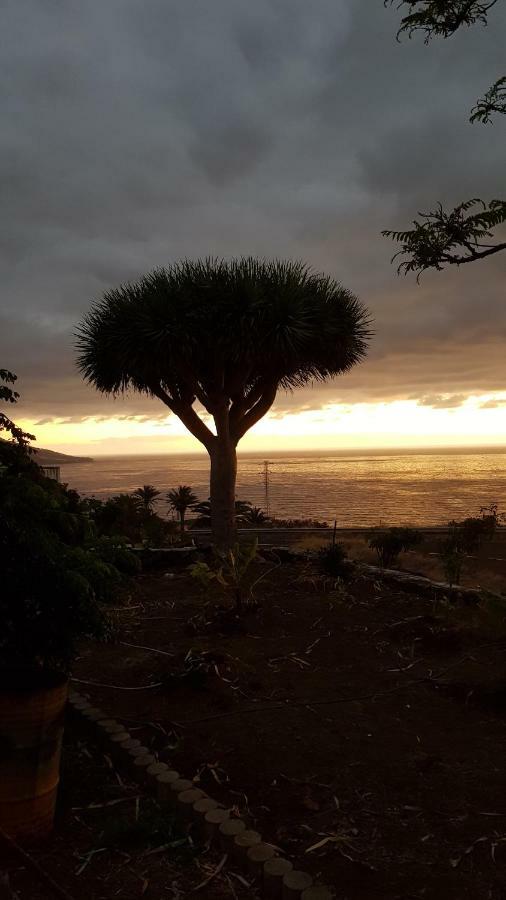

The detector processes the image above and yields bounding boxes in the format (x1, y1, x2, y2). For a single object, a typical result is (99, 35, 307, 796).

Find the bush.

(0, 466, 121, 674)
(438, 505, 504, 586)
(92, 536, 142, 576)
(269, 517, 329, 528)
(368, 527, 422, 568)
(318, 542, 349, 577)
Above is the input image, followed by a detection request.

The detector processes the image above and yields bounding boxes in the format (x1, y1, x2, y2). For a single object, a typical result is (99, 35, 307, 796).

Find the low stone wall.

(357, 562, 482, 604)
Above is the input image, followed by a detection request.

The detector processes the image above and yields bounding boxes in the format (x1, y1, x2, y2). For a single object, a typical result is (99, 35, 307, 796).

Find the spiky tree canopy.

(76, 258, 370, 449)
(133, 484, 161, 510)
(167, 485, 198, 513)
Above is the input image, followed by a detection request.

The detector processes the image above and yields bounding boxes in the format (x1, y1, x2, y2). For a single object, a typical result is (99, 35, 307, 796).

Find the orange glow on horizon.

(17, 392, 506, 457)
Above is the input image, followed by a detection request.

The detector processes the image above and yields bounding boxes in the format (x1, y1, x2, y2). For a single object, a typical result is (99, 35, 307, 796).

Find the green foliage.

(70, 547, 121, 603)
(142, 513, 178, 548)
(386, 1, 499, 42)
(85, 493, 175, 548)
(190, 539, 259, 609)
(0, 472, 110, 675)
(318, 541, 349, 577)
(0, 369, 35, 447)
(471, 76, 506, 123)
(90, 493, 145, 543)
(95, 538, 142, 576)
(368, 527, 423, 568)
(383, 199, 506, 277)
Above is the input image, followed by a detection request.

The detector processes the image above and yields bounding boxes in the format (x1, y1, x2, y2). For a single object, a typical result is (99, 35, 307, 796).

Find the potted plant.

(0, 461, 110, 841)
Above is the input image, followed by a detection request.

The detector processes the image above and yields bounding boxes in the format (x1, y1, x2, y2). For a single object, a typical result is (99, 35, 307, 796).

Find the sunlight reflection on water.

(60, 450, 506, 527)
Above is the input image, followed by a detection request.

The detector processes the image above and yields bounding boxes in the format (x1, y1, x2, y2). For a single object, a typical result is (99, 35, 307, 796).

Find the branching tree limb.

(0, 369, 35, 446)
(385, 0, 500, 41)
(384, 1, 505, 274)
(470, 75, 506, 123)
(382, 199, 506, 278)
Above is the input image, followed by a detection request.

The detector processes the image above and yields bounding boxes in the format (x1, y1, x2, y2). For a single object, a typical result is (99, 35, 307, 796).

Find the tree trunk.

(180, 510, 185, 538)
(209, 439, 237, 551)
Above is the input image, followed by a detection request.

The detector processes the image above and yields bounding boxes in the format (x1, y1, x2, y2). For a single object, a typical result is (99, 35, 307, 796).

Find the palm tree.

(76, 258, 370, 549)
(167, 485, 197, 536)
(133, 484, 161, 512)
(244, 506, 268, 526)
(189, 498, 258, 527)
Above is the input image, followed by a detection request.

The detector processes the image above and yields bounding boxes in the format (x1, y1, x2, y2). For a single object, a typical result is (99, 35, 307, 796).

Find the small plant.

(190, 540, 259, 609)
(318, 541, 349, 578)
(243, 506, 269, 526)
(440, 528, 466, 587)
(368, 527, 422, 568)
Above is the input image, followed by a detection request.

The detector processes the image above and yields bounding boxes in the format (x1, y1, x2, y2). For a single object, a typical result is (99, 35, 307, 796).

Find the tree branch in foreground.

(0, 369, 35, 446)
(470, 76, 506, 123)
(382, 198, 506, 278)
(385, 1, 500, 42)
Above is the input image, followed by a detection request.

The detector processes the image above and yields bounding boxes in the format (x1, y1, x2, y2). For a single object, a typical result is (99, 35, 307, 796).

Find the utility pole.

(263, 459, 270, 517)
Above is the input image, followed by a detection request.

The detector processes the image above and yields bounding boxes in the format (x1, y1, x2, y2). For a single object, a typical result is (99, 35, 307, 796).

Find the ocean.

(58, 448, 506, 527)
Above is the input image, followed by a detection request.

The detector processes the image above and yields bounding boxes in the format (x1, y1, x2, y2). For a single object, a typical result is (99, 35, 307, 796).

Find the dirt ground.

(59, 557, 506, 900)
(0, 725, 257, 900)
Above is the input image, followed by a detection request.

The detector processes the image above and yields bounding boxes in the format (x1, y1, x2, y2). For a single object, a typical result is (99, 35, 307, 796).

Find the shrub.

(439, 505, 504, 586)
(0, 455, 146, 673)
(93, 536, 142, 576)
(368, 527, 422, 568)
(269, 517, 329, 528)
(190, 540, 259, 609)
(0, 473, 110, 674)
(449, 504, 503, 554)
(318, 542, 349, 577)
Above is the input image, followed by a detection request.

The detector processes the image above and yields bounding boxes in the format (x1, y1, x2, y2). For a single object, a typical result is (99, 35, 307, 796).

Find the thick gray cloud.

(1, 0, 505, 424)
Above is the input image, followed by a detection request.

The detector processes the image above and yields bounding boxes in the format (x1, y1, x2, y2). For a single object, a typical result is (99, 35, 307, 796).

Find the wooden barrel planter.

(0, 670, 68, 840)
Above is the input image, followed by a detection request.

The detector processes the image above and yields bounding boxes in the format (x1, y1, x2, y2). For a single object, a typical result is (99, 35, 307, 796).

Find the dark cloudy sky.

(1, 0, 505, 440)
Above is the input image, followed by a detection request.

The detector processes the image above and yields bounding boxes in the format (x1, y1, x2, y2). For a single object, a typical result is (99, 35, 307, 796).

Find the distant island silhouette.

(32, 446, 93, 465)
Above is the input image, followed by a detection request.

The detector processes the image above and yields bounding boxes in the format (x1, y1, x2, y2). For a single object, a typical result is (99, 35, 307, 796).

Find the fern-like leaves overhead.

(385, 0, 500, 42)
(382, 199, 506, 277)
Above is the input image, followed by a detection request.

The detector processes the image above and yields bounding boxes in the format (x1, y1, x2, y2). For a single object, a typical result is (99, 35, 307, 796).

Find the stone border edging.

(67, 691, 333, 899)
(357, 562, 482, 603)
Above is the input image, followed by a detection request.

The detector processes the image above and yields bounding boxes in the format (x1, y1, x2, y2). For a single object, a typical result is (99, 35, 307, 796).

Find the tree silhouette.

(167, 485, 198, 536)
(0, 369, 35, 447)
(76, 258, 370, 548)
(384, 0, 505, 274)
(244, 506, 269, 525)
(133, 484, 161, 511)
